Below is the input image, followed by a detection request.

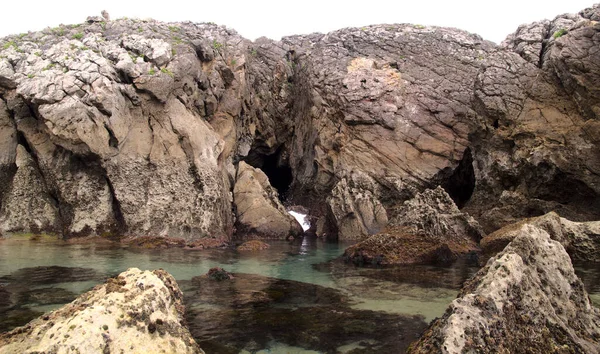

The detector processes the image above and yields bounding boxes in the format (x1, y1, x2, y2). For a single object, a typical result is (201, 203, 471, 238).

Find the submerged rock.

(408, 224, 600, 353)
(0, 265, 103, 285)
(0, 268, 203, 353)
(237, 240, 270, 251)
(343, 188, 482, 266)
(206, 267, 234, 281)
(186, 272, 426, 353)
(122, 235, 187, 248)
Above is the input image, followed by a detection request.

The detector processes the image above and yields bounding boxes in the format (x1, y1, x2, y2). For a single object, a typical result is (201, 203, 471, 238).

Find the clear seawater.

(1, 234, 597, 353)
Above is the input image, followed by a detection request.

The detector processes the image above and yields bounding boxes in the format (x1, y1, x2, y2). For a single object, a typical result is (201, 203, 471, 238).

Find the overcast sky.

(1, 0, 597, 43)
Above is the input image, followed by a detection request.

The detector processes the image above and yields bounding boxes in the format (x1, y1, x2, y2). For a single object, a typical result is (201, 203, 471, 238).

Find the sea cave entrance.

(245, 146, 293, 203)
(441, 148, 476, 209)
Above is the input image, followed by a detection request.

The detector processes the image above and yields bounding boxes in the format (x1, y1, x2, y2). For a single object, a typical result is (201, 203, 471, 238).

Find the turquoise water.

(2, 235, 598, 352)
(0, 235, 484, 352)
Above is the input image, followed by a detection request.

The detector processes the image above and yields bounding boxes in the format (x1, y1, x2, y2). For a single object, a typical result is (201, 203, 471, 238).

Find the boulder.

(0, 268, 203, 353)
(343, 187, 482, 265)
(408, 224, 600, 353)
(389, 187, 484, 244)
(233, 161, 302, 239)
(343, 226, 457, 266)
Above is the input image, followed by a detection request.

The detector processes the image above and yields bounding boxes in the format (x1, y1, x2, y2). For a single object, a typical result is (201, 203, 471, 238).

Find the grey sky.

(2, 0, 597, 43)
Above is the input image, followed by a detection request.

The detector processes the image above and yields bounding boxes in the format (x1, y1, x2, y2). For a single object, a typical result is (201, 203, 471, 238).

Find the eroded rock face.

(1, 4, 599, 240)
(408, 224, 600, 353)
(233, 161, 302, 239)
(0, 20, 248, 240)
(0, 268, 203, 354)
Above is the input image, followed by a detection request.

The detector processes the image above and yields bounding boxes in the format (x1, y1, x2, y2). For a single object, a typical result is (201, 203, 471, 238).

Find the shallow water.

(1, 235, 597, 353)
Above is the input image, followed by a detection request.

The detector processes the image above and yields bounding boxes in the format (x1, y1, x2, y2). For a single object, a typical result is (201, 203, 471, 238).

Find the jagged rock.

(503, 4, 600, 120)
(389, 186, 484, 244)
(86, 16, 105, 24)
(343, 187, 481, 265)
(0, 20, 238, 240)
(408, 224, 600, 353)
(0, 268, 203, 354)
(0, 60, 16, 89)
(327, 171, 388, 240)
(481, 211, 600, 263)
(233, 161, 302, 239)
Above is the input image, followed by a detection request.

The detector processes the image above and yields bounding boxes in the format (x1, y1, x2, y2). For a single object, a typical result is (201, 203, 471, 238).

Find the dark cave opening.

(442, 148, 476, 209)
(246, 147, 293, 202)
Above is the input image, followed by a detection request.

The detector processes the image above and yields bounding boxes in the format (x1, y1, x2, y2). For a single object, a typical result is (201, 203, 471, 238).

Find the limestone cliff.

(0, 4, 599, 240)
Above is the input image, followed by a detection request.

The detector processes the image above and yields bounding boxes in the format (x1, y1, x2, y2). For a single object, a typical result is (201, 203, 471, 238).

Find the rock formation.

(408, 223, 600, 353)
(0, 4, 598, 241)
(343, 187, 482, 265)
(0, 268, 203, 353)
(481, 211, 600, 263)
(233, 161, 302, 239)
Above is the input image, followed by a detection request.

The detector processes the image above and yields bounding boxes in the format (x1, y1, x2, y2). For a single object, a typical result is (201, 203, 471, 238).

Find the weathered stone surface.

(0, 20, 239, 240)
(343, 226, 458, 266)
(389, 187, 483, 244)
(1, 4, 600, 241)
(343, 187, 482, 265)
(408, 224, 600, 353)
(0, 268, 203, 354)
(503, 4, 600, 120)
(233, 161, 302, 239)
(482, 211, 600, 263)
(327, 171, 388, 240)
(0, 145, 59, 233)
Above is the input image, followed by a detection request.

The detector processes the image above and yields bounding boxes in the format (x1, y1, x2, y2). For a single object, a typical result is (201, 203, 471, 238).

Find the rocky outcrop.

(1, 4, 600, 240)
(389, 187, 483, 244)
(343, 188, 482, 265)
(503, 4, 600, 120)
(327, 171, 388, 240)
(482, 211, 600, 263)
(233, 161, 302, 239)
(408, 224, 600, 353)
(0, 268, 203, 353)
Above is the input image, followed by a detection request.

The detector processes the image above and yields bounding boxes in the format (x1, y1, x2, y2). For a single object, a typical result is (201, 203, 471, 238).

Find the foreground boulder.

(481, 211, 600, 263)
(408, 224, 600, 353)
(233, 161, 302, 239)
(344, 188, 482, 265)
(0, 268, 203, 354)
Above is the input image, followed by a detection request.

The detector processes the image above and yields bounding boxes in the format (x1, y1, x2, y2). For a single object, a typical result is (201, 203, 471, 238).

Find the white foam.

(288, 211, 310, 231)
